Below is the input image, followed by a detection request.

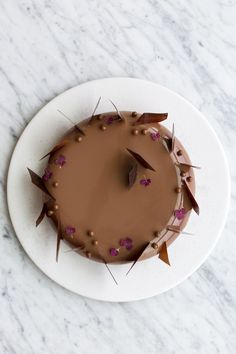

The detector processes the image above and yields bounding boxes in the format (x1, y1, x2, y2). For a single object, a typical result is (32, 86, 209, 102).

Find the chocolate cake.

(28, 104, 199, 274)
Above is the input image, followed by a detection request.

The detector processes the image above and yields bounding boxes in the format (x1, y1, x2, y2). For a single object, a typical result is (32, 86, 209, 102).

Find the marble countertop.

(0, 1, 235, 353)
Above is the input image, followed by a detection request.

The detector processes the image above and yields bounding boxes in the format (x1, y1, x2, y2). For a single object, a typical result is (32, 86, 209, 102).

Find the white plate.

(7, 78, 230, 302)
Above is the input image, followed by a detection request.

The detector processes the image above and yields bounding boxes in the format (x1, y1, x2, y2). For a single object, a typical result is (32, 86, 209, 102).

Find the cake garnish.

(163, 123, 175, 153)
(109, 100, 125, 122)
(167, 225, 193, 235)
(126, 242, 151, 275)
(27, 168, 55, 200)
(55, 155, 66, 167)
(36, 203, 47, 227)
(105, 116, 114, 125)
(150, 131, 161, 141)
(88, 96, 102, 125)
(183, 180, 200, 215)
(109, 248, 119, 256)
(158, 242, 170, 266)
(42, 168, 52, 181)
(174, 208, 186, 220)
(40, 140, 68, 160)
(57, 109, 86, 135)
(177, 163, 201, 173)
(126, 148, 156, 171)
(74, 124, 86, 136)
(119, 237, 133, 250)
(65, 226, 76, 236)
(140, 178, 151, 187)
(134, 112, 168, 125)
(128, 163, 138, 188)
(56, 218, 62, 262)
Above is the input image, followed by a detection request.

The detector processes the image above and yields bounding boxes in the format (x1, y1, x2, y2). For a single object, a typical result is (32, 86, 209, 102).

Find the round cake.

(28, 109, 199, 269)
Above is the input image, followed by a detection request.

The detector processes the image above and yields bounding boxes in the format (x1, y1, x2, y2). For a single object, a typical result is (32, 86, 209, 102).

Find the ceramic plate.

(7, 78, 230, 302)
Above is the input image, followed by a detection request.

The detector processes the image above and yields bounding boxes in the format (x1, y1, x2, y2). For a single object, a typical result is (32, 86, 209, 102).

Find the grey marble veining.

(0, 1, 236, 353)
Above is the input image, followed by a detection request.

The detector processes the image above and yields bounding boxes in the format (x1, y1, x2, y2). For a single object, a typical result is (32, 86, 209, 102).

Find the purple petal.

(119, 239, 126, 247)
(55, 155, 66, 167)
(42, 168, 52, 181)
(109, 248, 119, 256)
(65, 226, 76, 236)
(151, 132, 161, 141)
(105, 116, 114, 125)
(174, 208, 186, 220)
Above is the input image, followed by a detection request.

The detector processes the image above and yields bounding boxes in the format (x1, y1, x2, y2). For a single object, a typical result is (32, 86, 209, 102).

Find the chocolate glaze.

(39, 111, 196, 264)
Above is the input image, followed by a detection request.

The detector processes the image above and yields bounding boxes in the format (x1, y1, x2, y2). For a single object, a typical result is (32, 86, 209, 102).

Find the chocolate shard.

(88, 96, 102, 125)
(104, 262, 118, 285)
(128, 163, 138, 188)
(36, 203, 47, 227)
(163, 123, 175, 153)
(126, 148, 156, 172)
(183, 180, 200, 215)
(158, 242, 170, 266)
(27, 168, 55, 200)
(167, 225, 181, 233)
(126, 242, 151, 275)
(109, 100, 125, 122)
(74, 124, 86, 136)
(177, 163, 201, 173)
(134, 112, 168, 125)
(40, 140, 68, 160)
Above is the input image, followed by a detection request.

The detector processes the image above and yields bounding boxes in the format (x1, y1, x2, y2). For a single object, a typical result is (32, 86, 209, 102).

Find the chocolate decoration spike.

(88, 96, 102, 125)
(134, 112, 168, 125)
(158, 242, 170, 265)
(109, 100, 125, 122)
(163, 123, 175, 153)
(104, 262, 118, 285)
(177, 163, 201, 173)
(57, 109, 86, 135)
(74, 124, 86, 136)
(27, 168, 55, 200)
(183, 180, 200, 215)
(56, 217, 62, 262)
(126, 148, 156, 171)
(128, 163, 138, 188)
(40, 140, 68, 160)
(167, 225, 181, 233)
(126, 242, 150, 275)
(36, 203, 47, 227)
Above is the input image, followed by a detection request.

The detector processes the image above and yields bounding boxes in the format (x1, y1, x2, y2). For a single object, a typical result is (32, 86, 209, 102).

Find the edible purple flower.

(174, 208, 186, 220)
(119, 237, 133, 250)
(42, 168, 52, 181)
(55, 155, 66, 167)
(65, 226, 76, 236)
(140, 178, 151, 187)
(109, 248, 119, 256)
(150, 131, 161, 141)
(105, 116, 114, 125)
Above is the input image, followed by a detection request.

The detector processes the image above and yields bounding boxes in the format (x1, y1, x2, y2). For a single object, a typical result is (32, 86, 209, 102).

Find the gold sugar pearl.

(47, 210, 54, 217)
(76, 136, 83, 143)
(53, 204, 59, 211)
(92, 240, 98, 246)
(100, 125, 107, 131)
(175, 187, 181, 193)
(153, 231, 160, 237)
(177, 150, 183, 156)
(180, 171, 186, 177)
(142, 129, 148, 135)
(132, 129, 139, 136)
(53, 182, 59, 188)
(87, 230, 94, 237)
(86, 252, 92, 258)
(152, 243, 158, 250)
(131, 111, 137, 117)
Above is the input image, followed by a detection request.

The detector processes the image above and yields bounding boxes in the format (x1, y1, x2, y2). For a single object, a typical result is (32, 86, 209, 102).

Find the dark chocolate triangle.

(128, 163, 138, 188)
(36, 203, 47, 227)
(134, 112, 168, 125)
(126, 242, 151, 275)
(177, 163, 201, 173)
(27, 168, 55, 200)
(56, 217, 63, 262)
(109, 100, 125, 122)
(158, 242, 170, 266)
(74, 124, 86, 136)
(163, 123, 175, 153)
(40, 140, 68, 160)
(88, 96, 102, 125)
(126, 148, 156, 171)
(183, 180, 200, 215)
